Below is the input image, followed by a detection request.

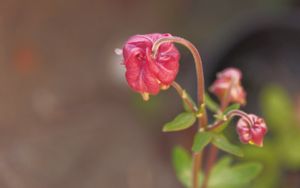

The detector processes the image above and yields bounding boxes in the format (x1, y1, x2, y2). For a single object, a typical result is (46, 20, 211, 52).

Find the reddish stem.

(171, 81, 198, 113)
(153, 36, 208, 188)
(227, 110, 253, 126)
(202, 145, 218, 188)
(201, 83, 233, 188)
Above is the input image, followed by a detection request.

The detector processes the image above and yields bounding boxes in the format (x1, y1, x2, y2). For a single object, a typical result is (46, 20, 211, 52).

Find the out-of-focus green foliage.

(172, 147, 262, 188)
(173, 85, 300, 188)
(208, 157, 262, 188)
(172, 146, 191, 187)
(242, 85, 300, 188)
(172, 146, 202, 188)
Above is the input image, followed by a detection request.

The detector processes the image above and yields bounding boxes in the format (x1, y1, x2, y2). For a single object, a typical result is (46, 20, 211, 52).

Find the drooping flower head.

(122, 33, 180, 100)
(236, 114, 267, 147)
(210, 68, 246, 105)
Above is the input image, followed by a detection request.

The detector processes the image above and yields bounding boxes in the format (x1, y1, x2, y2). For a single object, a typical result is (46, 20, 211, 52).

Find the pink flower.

(236, 114, 267, 147)
(210, 68, 246, 105)
(122, 33, 180, 100)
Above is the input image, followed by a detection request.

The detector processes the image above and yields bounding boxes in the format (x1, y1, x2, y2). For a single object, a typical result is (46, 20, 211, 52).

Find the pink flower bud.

(209, 68, 246, 105)
(236, 114, 267, 147)
(122, 33, 180, 100)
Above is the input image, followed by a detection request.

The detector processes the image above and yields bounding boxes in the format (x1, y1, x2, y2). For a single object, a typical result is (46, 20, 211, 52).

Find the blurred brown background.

(1, 0, 300, 188)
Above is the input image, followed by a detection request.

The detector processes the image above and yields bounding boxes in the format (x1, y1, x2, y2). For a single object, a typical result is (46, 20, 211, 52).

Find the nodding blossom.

(122, 33, 180, 100)
(236, 114, 267, 147)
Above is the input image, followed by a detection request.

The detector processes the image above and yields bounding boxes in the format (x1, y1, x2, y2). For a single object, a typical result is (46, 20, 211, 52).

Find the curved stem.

(207, 119, 226, 131)
(202, 110, 252, 188)
(227, 110, 253, 126)
(171, 82, 198, 112)
(207, 109, 252, 131)
(152, 37, 206, 115)
(152, 36, 208, 188)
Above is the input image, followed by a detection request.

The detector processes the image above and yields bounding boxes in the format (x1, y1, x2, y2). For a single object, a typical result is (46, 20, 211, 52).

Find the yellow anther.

(141, 92, 150, 101)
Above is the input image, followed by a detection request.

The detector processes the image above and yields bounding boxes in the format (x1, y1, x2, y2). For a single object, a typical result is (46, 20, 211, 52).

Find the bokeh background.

(1, 0, 300, 187)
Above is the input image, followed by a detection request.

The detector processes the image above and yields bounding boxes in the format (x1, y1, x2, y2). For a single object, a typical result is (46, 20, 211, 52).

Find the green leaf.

(231, 162, 263, 184)
(172, 146, 192, 188)
(242, 144, 281, 188)
(223, 103, 240, 115)
(163, 112, 196, 132)
(261, 85, 300, 169)
(182, 91, 197, 112)
(192, 132, 213, 152)
(211, 156, 233, 174)
(172, 146, 204, 187)
(211, 120, 231, 133)
(212, 134, 243, 157)
(209, 156, 263, 188)
(205, 93, 219, 113)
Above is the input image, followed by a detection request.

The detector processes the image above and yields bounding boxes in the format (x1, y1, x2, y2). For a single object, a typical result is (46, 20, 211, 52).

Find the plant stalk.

(171, 81, 198, 113)
(153, 36, 208, 188)
(201, 82, 233, 188)
(202, 145, 218, 188)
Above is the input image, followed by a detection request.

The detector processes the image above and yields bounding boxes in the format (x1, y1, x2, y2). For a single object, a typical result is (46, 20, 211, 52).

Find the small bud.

(236, 114, 267, 147)
(122, 33, 180, 99)
(210, 68, 246, 105)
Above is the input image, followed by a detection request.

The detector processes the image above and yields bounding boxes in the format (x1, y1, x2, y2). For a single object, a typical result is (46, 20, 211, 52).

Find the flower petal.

(122, 33, 180, 96)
